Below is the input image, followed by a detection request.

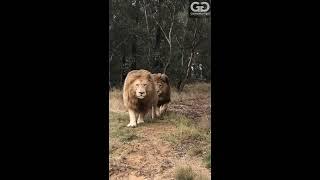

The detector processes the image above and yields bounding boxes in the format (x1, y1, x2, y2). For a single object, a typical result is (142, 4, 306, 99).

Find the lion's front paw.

(127, 123, 137, 127)
(137, 120, 144, 124)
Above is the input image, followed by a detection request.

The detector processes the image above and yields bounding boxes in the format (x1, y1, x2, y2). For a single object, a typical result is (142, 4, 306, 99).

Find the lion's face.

(153, 73, 170, 96)
(155, 81, 164, 95)
(133, 79, 151, 99)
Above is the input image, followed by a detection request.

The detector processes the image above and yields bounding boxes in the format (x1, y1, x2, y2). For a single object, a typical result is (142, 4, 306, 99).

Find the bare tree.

(142, 0, 153, 68)
(175, 5, 188, 67)
(178, 19, 203, 92)
(153, 2, 175, 74)
(109, 0, 210, 87)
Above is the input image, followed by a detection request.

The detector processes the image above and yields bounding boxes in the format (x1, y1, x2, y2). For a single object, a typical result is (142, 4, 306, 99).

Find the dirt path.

(109, 96, 211, 180)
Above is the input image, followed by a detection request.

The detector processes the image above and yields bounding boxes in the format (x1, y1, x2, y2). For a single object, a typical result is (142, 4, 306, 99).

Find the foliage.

(109, 0, 211, 91)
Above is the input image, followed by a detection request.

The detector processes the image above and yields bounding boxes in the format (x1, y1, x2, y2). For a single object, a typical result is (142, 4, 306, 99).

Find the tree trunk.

(131, 35, 137, 70)
(120, 45, 127, 84)
(143, 0, 152, 69)
(162, 5, 175, 74)
(162, 44, 171, 74)
(108, 54, 113, 90)
(178, 20, 199, 92)
(178, 51, 194, 92)
(152, 0, 162, 73)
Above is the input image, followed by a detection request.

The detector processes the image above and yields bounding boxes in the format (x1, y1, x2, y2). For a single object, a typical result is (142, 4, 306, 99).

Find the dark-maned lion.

(152, 73, 171, 116)
(123, 69, 158, 127)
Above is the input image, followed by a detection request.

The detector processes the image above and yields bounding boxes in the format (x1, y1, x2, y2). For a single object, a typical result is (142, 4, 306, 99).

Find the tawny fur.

(123, 69, 158, 127)
(151, 73, 171, 116)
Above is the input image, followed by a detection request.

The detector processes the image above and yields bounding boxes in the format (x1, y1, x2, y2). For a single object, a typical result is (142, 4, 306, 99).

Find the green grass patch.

(195, 174, 210, 180)
(175, 166, 196, 180)
(162, 112, 210, 148)
(203, 151, 211, 169)
(109, 112, 139, 142)
(174, 165, 210, 180)
(174, 166, 209, 180)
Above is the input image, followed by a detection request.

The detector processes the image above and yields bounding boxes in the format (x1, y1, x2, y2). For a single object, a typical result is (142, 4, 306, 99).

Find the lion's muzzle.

(136, 91, 146, 99)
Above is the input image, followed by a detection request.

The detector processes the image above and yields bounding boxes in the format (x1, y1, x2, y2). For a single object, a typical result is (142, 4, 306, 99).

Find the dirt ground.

(109, 86, 211, 180)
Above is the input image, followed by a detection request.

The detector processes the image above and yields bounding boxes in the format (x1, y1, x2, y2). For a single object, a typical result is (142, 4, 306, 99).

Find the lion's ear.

(161, 74, 169, 84)
(147, 74, 153, 82)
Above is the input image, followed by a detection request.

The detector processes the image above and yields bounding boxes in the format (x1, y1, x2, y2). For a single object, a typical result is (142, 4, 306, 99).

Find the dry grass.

(171, 82, 211, 103)
(109, 88, 126, 112)
(162, 111, 210, 143)
(109, 82, 212, 178)
(109, 82, 212, 157)
(162, 112, 211, 163)
(108, 82, 211, 112)
(174, 166, 210, 180)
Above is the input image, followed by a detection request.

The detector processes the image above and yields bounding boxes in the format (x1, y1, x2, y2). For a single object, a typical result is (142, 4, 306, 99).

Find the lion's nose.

(139, 92, 145, 95)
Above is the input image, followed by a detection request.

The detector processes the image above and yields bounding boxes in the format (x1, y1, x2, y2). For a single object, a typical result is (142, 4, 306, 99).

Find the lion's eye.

(136, 84, 139, 87)
(143, 84, 147, 86)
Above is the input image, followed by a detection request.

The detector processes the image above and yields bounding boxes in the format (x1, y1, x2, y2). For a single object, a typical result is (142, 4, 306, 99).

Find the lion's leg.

(137, 113, 145, 124)
(155, 106, 161, 117)
(151, 105, 156, 119)
(159, 106, 163, 115)
(160, 104, 168, 115)
(127, 109, 137, 127)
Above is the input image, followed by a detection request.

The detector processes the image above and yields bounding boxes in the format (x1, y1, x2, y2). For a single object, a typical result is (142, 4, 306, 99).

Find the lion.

(152, 73, 171, 116)
(123, 69, 158, 127)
